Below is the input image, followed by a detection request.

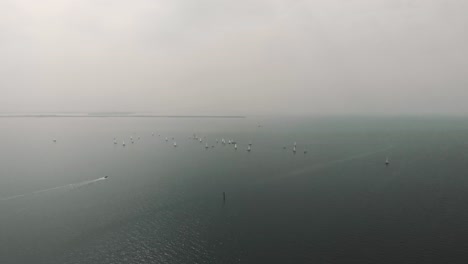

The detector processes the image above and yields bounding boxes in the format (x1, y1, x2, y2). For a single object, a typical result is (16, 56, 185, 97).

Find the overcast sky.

(1, 0, 467, 115)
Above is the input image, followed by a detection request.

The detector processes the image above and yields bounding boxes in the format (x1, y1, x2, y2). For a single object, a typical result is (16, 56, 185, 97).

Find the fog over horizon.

(1, 0, 467, 116)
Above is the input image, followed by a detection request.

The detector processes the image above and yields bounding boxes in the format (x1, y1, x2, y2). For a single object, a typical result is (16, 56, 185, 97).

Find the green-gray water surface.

(1, 116, 468, 263)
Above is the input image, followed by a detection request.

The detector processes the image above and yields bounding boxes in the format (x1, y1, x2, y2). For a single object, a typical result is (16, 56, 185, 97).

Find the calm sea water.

(1, 116, 468, 263)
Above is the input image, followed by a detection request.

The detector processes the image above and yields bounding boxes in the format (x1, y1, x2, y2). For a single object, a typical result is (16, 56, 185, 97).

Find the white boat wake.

(256, 145, 394, 185)
(287, 145, 394, 178)
(0, 177, 108, 201)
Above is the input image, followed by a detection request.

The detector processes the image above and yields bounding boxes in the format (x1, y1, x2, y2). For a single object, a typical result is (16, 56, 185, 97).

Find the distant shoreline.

(0, 114, 245, 118)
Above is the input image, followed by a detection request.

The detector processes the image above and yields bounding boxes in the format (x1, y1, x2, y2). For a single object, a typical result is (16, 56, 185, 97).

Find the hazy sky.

(1, 0, 467, 115)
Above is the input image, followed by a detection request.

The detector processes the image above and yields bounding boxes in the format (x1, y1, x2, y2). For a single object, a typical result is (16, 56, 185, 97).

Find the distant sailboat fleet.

(109, 132, 323, 159)
(47, 121, 393, 187)
(107, 132, 392, 170)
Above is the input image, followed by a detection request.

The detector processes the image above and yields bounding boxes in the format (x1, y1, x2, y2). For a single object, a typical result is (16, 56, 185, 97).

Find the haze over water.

(2, 0, 468, 262)
(1, 116, 468, 263)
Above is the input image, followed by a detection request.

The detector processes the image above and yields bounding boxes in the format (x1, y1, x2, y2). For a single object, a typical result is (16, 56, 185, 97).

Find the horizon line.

(0, 113, 246, 118)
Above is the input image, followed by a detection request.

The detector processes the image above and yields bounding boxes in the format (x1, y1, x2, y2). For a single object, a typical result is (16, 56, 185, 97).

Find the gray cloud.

(1, 0, 468, 115)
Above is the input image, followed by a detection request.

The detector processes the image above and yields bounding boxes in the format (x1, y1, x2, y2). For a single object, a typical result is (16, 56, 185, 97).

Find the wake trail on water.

(290, 145, 393, 176)
(259, 145, 394, 184)
(0, 177, 108, 201)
